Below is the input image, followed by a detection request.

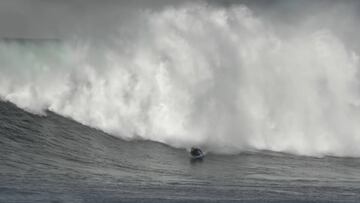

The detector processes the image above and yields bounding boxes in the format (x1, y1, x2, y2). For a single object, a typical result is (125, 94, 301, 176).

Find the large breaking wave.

(1, 3, 360, 157)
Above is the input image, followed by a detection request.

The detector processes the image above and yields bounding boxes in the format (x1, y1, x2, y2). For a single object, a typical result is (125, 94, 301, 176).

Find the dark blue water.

(1, 101, 360, 203)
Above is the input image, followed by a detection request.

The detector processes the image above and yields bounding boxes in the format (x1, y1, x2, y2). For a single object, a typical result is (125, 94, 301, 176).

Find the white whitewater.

(0, 3, 360, 157)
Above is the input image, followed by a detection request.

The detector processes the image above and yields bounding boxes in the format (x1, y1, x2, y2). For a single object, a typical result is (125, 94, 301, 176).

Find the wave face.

(1, 3, 360, 157)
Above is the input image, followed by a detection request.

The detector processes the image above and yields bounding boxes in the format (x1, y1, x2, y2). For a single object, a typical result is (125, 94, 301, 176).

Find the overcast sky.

(0, 0, 191, 39)
(0, 0, 360, 43)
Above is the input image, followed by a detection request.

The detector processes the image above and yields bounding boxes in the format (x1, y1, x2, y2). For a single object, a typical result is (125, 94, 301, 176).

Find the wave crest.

(1, 3, 360, 157)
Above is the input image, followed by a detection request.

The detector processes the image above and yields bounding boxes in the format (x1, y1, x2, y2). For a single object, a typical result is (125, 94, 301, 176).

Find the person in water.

(190, 147, 203, 157)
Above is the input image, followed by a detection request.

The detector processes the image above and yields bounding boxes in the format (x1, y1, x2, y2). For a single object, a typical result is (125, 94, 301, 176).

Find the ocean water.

(1, 101, 360, 203)
(1, 1, 360, 202)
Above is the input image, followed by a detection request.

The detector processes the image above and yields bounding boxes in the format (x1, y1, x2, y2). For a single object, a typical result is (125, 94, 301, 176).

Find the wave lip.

(0, 3, 360, 157)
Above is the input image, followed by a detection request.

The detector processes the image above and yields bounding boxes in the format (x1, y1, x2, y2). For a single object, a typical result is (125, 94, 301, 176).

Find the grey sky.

(0, 0, 360, 45)
(0, 0, 189, 39)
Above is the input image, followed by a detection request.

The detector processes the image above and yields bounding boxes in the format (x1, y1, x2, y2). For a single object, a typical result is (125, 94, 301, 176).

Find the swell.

(0, 3, 360, 157)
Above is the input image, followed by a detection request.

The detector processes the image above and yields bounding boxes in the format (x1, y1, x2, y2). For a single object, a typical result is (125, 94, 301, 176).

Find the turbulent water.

(1, 101, 360, 202)
(1, 1, 360, 202)
(1, 3, 360, 157)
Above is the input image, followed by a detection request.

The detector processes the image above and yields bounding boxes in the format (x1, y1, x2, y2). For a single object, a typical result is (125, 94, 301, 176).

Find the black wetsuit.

(190, 148, 202, 156)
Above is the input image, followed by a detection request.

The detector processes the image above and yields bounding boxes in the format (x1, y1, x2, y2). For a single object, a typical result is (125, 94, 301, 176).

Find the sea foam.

(1, 3, 359, 157)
